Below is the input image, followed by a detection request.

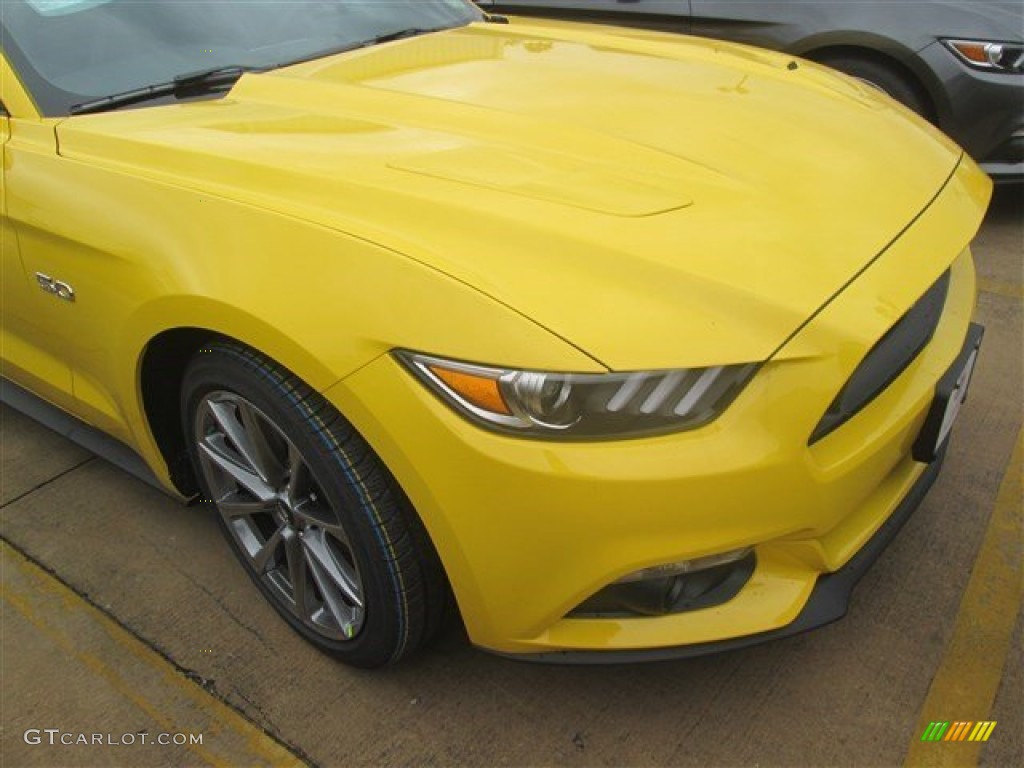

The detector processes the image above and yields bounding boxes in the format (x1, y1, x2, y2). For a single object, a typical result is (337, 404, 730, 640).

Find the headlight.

(943, 39, 1024, 74)
(395, 351, 758, 439)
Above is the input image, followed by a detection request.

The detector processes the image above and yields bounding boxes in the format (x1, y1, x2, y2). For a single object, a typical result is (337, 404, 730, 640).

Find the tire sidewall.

(182, 347, 410, 667)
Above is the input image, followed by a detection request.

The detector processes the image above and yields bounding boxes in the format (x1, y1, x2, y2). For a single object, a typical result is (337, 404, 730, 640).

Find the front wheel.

(815, 53, 931, 119)
(182, 342, 448, 667)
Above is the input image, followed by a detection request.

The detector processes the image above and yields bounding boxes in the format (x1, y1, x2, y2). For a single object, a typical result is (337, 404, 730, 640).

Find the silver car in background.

(478, 1, 1023, 182)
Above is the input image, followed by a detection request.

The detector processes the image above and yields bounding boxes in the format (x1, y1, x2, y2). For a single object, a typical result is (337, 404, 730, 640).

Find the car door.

(0, 71, 77, 412)
(479, 1, 692, 32)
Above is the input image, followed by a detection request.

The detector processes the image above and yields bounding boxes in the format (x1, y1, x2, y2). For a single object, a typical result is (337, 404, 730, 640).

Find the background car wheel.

(182, 341, 449, 667)
(815, 53, 931, 119)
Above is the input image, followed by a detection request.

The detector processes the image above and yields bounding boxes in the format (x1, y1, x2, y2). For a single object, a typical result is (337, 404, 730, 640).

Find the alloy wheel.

(194, 391, 365, 641)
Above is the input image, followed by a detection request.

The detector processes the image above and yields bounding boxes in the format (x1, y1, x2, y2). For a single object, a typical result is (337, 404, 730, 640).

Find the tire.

(815, 53, 930, 119)
(181, 341, 448, 667)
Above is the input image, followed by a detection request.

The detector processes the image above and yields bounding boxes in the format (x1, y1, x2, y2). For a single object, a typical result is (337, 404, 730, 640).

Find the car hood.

(56, 20, 965, 370)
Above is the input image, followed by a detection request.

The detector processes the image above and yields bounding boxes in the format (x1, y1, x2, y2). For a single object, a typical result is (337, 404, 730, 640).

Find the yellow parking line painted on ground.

(977, 278, 1023, 300)
(1, 541, 304, 768)
(903, 429, 1023, 768)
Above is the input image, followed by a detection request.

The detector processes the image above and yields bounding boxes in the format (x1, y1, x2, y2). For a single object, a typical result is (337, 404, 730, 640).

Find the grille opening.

(810, 270, 951, 444)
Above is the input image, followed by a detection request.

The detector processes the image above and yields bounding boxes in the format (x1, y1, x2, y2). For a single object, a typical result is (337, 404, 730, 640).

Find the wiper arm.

(367, 26, 450, 46)
(69, 65, 257, 116)
(262, 23, 462, 71)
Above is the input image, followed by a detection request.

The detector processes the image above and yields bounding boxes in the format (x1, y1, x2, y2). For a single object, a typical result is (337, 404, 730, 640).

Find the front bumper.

(498, 443, 947, 663)
(325, 161, 989, 658)
(494, 322, 984, 663)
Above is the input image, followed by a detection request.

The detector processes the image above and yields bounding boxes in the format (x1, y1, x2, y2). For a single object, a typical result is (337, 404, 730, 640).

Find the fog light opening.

(569, 549, 756, 618)
(614, 547, 752, 584)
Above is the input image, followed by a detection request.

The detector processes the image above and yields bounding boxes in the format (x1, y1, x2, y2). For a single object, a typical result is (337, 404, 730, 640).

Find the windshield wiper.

(258, 23, 463, 72)
(368, 26, 444, 46)
(70, 25, 458, 114)
(69, 65, 258, 116)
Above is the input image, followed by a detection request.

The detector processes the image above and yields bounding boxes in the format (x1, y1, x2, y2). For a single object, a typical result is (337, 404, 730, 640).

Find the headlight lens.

(396, 351, 758, 439)
(943, 39, 1024, 74)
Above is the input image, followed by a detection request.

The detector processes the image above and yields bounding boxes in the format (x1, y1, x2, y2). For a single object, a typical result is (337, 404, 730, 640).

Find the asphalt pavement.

(1, 186, 1021, 768)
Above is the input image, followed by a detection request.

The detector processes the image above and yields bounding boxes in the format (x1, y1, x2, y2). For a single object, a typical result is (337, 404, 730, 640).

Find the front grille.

(809, 270, 950, 444)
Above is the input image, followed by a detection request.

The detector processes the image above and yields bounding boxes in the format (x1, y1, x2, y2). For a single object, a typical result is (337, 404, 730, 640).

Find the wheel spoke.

(251, 523, 288, 574)
(282, 528, 309, 621)
(207, 399, 283, 486)
(207, 400, 258, 468)
(304, 552, 358, 638)
(199, 435, 276, 502)
(216, 491, 278, 518)
(236, 400, 286, 485)
(292, 502, 349, 545)
(284, 442, 307, 503)
(302, 531, 363, 609)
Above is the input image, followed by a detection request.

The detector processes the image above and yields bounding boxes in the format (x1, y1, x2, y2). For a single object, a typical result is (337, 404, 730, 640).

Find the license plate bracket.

(912, 323, 984, 463)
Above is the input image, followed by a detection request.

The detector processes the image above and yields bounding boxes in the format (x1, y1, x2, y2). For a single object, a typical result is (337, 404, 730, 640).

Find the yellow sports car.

(0, 0, 989, 667)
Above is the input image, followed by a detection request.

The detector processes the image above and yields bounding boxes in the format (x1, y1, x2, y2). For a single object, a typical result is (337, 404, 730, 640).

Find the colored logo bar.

(920, 721, 997, 742)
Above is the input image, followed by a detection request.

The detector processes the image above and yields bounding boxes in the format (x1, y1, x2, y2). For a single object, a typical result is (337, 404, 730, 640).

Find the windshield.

(0, 0, 483, 116)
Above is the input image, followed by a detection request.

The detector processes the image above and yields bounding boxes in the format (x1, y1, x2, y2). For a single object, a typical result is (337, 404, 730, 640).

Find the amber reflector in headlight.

(428, 365, 512, 415)
(944, 39, 1024, 73)
(396, 352, 758, 440)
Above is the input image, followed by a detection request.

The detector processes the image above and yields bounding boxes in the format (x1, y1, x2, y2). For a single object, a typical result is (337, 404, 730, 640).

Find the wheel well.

(804, 44, 938, 123)
(140, 329, 463, 632)
(140, 327, 222, 496)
